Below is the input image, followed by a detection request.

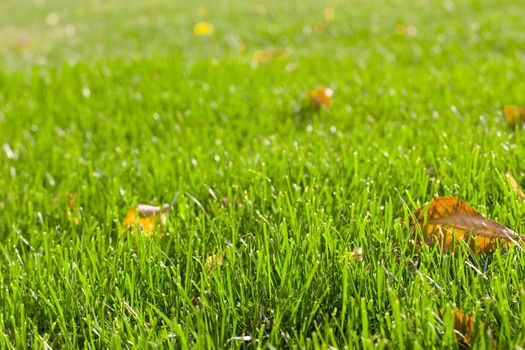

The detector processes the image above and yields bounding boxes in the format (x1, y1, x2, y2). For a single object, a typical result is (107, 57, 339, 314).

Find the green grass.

(2, 0, 525, 348)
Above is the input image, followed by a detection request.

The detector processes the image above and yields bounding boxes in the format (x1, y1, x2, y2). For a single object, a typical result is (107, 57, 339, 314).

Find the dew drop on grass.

(3, 143, 16, 159)
(46, 173, 55, 187)
(82, 86, 91, 97)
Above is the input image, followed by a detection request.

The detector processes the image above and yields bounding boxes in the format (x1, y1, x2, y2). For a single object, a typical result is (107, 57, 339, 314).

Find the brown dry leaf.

(123, 204, 169, 236)
(252, 48, 292, 63)
(504, 105, 525, 125)
(307, 87, 333, 109)
(506, 172, 525, 199)
(411, 196, 521, 253)
(438, 309, 475, 347)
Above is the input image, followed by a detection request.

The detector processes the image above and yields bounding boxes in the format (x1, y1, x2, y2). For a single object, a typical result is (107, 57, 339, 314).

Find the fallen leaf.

(438, 309, 475, 347)
(251, 48, 292, 63)
(506, 172, 525, 199)
(411, 196, 521, 253)
(504, 105, 525, 125)
(307, 87, 333, 109)
(123, 203, 169, 235)
(193, 22, 214, 36)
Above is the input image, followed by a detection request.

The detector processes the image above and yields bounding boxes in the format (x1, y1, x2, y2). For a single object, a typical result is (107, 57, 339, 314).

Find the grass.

(1, 0, 525, 348)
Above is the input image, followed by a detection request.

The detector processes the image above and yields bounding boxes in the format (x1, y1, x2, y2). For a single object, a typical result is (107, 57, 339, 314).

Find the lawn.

(1, 0, 525, 348)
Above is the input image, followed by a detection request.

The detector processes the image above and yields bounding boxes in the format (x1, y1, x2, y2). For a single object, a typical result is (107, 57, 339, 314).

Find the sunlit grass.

(1, 0, 525, 348)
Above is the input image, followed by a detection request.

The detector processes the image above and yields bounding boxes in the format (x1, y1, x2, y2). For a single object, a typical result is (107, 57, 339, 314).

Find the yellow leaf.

(307, 87, 333, 109)
(411, 196, 521, 253)
(506, 172, 525, 199)
(123, 204, 169, 236)
(193, 22, 214, 36)
(439, 309, 475, 347)
(504, 105, 525, 125)
(252, 48, 292, 63)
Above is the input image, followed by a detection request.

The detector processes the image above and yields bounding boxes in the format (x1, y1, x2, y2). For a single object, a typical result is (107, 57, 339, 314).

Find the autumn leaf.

(411, 196, 521, 253)
(504, 105, 525, 125)
(307, 87, 333, 109)
(193, 22, 214, 36)
(506, 172, 525, 199)
(438, 309, 475, 347)
(251, 48, 292, 63)
(123, 203, 169, 236)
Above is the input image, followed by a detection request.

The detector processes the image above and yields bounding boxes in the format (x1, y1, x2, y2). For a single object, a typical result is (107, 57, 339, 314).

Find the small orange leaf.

(123, 204, 169, 236)
(411, 196, 521, 253)
(506, 172, 525, 199)
(504, 105, 525, 125)
(307, 87, 333, 109)
(193, 22, 214, 36)
(251, 48, 292, 63)
(438, 309, 475, 347)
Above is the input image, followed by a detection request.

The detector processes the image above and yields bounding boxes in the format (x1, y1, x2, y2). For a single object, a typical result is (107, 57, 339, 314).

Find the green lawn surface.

(1, 0, 525, 348)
